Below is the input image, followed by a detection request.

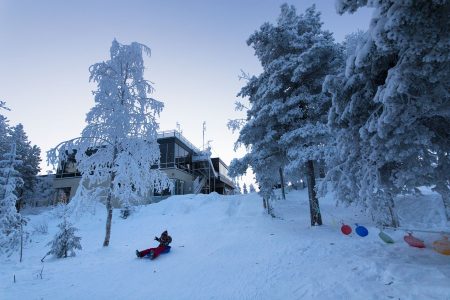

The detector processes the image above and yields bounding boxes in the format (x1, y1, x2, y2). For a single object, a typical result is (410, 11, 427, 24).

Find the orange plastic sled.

(433, 236, 450, 256)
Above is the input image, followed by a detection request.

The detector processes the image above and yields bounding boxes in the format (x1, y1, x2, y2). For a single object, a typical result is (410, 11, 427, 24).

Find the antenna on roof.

(176, 122, 182, 135)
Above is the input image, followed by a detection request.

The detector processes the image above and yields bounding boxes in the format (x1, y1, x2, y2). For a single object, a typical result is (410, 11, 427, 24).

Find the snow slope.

(1, 189, 449, 300)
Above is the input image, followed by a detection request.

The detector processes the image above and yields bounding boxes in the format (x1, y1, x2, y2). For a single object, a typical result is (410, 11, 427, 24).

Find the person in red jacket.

(136, 230, 172, 259)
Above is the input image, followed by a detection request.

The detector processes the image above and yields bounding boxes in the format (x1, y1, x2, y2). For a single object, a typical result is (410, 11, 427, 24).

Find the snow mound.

(1, 190, 449, 300)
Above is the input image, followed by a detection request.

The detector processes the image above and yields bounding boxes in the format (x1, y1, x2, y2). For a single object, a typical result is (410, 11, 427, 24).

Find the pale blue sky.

(0, 0, 372, 183)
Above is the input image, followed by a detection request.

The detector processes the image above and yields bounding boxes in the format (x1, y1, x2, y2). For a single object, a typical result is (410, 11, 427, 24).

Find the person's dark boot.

(136, 250, 141, 258)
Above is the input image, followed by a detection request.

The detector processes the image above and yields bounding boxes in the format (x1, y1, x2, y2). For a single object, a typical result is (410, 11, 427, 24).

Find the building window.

(175, 143, 191, 171)
(56, 187, 71, 204)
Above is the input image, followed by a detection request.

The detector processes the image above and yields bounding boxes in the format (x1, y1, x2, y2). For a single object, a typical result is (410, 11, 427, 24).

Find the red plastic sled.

(404, 233, 425, 248)
(341, 224, 352, 235)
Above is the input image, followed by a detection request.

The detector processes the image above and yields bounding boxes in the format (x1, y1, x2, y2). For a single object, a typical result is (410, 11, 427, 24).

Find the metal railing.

(193, 176, 207, 194)
(157, 130, 201, 154)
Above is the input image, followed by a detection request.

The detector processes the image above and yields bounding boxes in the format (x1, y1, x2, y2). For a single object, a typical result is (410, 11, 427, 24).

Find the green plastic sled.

(379, 231, 395, 244)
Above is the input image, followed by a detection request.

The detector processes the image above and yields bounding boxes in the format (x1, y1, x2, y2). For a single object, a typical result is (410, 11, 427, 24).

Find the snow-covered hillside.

(1, 190, 449, 300)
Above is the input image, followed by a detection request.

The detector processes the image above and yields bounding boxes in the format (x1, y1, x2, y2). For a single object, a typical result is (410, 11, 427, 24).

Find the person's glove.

(154, 237, 159, 241)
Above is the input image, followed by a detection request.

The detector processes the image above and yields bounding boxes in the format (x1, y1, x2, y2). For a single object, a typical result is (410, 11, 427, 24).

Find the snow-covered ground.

(1, 189, 449, 300)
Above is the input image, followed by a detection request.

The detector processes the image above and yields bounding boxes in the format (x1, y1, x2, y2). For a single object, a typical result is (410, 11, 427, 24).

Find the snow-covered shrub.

(32, 220, 48, 235)
(120, 204, 135, 219)
(46, 211, 81, 258)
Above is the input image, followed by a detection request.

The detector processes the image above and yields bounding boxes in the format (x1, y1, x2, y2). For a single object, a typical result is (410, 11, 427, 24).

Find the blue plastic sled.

(355, 224, 368, 237)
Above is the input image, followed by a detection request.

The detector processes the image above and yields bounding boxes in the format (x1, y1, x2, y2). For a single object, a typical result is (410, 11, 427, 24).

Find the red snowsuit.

(137, 231, 172, 259)
(139, 244, 168, 259)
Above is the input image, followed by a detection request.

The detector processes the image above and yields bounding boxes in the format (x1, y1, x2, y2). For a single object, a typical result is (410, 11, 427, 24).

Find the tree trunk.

(262, 197, 267, 209)
(435, 184, 450, 222)
(19, 221, 23, 263)
(103, 193, 114, 247)
(385, 194, 399, 228)
(279, 167, 286, 200)
(305, 160, 322, 226)
(16, 191, 23, 213)
(103, 146, 118, 247)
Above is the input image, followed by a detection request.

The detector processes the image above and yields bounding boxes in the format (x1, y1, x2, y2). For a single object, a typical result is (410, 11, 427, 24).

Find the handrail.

(193, 176, 207, 194)
(157, 130, 201, 154)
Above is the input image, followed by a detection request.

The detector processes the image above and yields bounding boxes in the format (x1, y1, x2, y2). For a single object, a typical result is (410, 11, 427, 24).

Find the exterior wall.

(52, 168, 196, 206)
(161, 168, 195, 195)
(50, 131, 231, 204)
(53, 176, 81, 203)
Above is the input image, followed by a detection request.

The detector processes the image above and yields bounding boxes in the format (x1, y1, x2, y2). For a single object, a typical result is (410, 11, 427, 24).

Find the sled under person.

(136, 230, 172, 260)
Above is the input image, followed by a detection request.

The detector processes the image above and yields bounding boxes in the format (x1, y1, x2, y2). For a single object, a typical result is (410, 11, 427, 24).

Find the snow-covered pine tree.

(48, 40, 172, 246)
(234, 180, 242, 195)
(320, 31, 365, 213)
(243, 183, 248, 194)
(249, 184, 256, 193)
(45, 205, 81, 259)
(325, 0, 450, 224)
(10, 124, 41, 211)
(0, 102, 11, 159)
(275, 5, 342, 225)
(230, 4, 342, 225)
(28, 174, 56, 207)
(228, 101, 287, 205)
(0, 143, 27, 257)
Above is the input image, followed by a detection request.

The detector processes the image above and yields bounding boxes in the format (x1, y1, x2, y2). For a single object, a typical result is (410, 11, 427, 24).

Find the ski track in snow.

(1, 189, 449, 300)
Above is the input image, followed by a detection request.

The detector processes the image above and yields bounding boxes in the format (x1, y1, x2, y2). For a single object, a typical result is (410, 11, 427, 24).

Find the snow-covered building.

(53, 130, 234, 203)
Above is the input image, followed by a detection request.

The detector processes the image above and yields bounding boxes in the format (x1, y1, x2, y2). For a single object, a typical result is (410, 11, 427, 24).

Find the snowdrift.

(1, 189, 449, 299)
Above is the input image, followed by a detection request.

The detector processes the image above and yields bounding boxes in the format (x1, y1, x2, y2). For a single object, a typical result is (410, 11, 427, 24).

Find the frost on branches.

(9, 124, 41, 211)
(325, 0, 450, 225)
(230, 5, 341, 224)
(0, 143, 27, 256)
(48, 40, 172, 246)
(45, 205, 82, 259)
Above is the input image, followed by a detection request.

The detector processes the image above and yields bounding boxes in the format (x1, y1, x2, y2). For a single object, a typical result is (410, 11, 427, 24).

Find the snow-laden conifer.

(243, 183, 248, 194)
(0, 143, 27, 257)
(45, 205, 81, 259)
(229, 5, 342, 224)
(48, 40, 172, 246)
(233, 180, 242, 195)
(325, 0, 450, 224)
(9, 124, 41, 210)
(0, 102, 11, 161)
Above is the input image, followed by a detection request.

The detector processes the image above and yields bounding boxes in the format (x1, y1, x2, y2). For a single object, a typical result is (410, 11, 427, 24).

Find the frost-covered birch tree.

(48, 40, 171, 246)
(0, 143, 27, 257)
(325, 0, 450, 224)
(229, 5, 342, 225)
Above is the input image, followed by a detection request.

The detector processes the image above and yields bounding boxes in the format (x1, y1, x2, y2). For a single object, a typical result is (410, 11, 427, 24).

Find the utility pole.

(202, 121, 206, 150)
